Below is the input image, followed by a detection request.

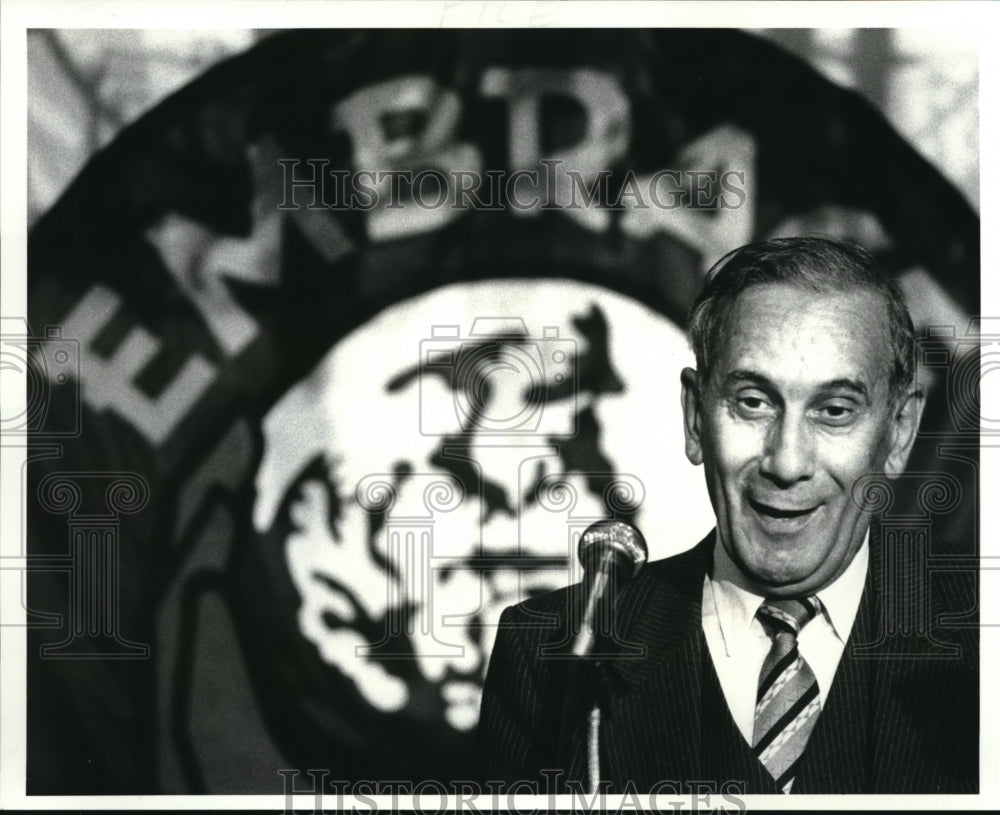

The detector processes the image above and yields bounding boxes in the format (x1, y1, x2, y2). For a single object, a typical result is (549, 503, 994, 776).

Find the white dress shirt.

(701, 532, 869, 745)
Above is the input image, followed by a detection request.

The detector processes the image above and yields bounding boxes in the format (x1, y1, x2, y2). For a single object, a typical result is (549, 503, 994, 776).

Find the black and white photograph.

(0, 1, 994, 809)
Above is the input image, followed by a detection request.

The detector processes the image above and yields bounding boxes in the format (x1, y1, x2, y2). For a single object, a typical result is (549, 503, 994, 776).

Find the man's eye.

(817, 402, 856, 424)
(735, 393, 774, 415)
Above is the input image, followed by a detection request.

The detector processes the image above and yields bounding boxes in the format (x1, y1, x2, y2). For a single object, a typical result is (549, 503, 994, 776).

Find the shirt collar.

(708, 529, 870, 653)
(815, 532, 869, 642)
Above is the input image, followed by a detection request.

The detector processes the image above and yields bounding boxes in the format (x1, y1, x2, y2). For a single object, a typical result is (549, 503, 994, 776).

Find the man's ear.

(681, 367, 704, 466)
(883, 387, 926, 478)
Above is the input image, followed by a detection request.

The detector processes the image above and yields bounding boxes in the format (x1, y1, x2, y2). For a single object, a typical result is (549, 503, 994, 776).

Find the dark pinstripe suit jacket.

(478, 526, 978, 793)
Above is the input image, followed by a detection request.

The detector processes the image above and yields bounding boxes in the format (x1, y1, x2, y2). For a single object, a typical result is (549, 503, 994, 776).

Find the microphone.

(571, 520, 648, 658)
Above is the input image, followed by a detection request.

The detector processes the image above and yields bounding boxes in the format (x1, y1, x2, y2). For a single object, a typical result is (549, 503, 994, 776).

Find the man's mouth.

(747, 497, 819, 527)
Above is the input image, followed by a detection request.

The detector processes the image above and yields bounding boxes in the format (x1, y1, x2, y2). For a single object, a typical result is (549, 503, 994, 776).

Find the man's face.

(681, 282, 922, 596)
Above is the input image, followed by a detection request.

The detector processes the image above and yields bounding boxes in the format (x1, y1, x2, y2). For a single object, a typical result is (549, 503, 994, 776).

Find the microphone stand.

(582, 635, 618, 796)
(558, 656, 606, 796)
(586, 695, 601, 795)
(560, 519, 647, 796)
(562, 593, 618, 797)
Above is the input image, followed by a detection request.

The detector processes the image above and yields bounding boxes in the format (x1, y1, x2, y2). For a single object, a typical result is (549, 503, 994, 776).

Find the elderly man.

(477, 237, 977, 794)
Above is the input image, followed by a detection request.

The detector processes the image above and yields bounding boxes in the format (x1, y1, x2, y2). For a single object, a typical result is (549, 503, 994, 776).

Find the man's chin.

(733, 540, 823, 594)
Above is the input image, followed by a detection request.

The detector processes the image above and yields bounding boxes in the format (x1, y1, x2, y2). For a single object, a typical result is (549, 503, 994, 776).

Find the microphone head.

(578, 519, 648, 578)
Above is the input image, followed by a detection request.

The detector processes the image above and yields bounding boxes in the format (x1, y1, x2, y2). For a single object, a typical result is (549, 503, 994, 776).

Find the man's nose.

(760, 414, 815, 485)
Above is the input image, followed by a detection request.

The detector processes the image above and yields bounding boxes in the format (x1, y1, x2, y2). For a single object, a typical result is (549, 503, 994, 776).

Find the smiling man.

(682, 239, 920, 603)
(478, 237, 978, 794)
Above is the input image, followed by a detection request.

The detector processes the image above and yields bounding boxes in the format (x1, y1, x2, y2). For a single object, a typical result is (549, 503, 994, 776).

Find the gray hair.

(688, 237, 916, 403)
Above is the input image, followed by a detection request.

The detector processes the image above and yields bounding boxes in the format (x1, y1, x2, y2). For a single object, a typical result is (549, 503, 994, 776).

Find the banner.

(21, 29, 979, 794)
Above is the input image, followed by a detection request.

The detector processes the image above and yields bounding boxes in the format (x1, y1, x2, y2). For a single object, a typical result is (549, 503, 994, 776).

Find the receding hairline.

(688, 238, 917, 404)
(702, 279, 899, 374)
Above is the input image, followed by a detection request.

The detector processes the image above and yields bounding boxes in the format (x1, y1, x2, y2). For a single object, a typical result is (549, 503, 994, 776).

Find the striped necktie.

(753, 596, 822, 793)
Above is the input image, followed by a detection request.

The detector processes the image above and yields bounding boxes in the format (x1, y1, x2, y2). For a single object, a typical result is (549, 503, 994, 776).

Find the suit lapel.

(793, 545, 875, 793)
(861, 521, 978, 792)
(862, 518, 936, 792)
(794, 520, 967, 793)
(598, 534, 714, 790)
